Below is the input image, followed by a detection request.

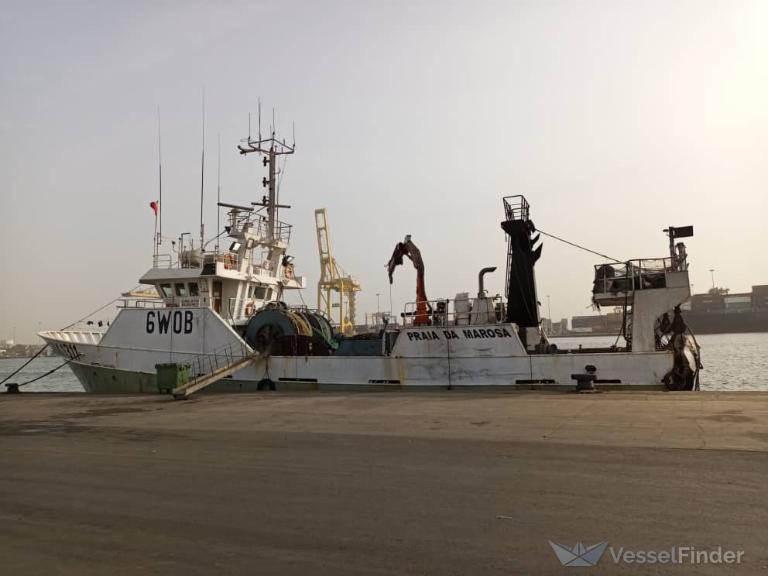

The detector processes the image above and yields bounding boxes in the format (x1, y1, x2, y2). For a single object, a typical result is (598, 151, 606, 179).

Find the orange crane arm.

(387, 235, 430, 325)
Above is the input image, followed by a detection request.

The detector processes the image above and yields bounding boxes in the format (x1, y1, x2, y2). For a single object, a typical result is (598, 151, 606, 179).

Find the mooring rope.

(61, 285, 140, 330)
(0, 345, 49, 386)
(16, 355, 82, 388)
(2, 285, 140, 389)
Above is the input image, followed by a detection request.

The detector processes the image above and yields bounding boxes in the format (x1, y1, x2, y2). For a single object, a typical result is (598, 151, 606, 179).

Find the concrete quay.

(2, 391, 767, 575)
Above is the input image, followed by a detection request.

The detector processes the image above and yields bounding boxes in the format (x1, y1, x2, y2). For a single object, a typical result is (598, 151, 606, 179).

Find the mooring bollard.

(5, 383, 20, 394)
(570, 365, 599, 393)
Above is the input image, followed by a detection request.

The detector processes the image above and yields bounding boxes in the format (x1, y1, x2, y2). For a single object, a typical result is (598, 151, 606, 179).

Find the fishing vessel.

(40, 122, 702, 395)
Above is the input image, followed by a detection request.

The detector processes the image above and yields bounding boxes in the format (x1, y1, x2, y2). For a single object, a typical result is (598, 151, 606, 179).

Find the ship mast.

(237, 106, 295, 242)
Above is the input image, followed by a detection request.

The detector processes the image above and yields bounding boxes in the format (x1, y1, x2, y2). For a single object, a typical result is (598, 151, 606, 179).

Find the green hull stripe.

(68, 362, 665, 393)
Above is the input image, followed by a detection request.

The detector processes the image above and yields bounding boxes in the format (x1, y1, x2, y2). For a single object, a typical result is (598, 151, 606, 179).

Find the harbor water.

(2, 332, 767, 392)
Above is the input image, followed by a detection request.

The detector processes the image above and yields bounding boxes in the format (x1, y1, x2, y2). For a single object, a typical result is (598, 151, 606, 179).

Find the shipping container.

(752, 285, 768, 309)
(691, 293, 725, 312)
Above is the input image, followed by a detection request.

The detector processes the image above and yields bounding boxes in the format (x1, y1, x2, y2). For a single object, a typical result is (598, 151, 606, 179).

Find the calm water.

(550, 332, 768, 391)
(0, 356, 85, 392)
(1, 332, 766, 392)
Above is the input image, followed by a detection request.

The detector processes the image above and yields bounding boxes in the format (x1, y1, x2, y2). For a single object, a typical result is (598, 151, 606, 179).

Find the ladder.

(172, 343, 260, 399)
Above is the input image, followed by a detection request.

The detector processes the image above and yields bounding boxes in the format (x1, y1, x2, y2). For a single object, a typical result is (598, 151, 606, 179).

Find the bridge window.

(159, 284, 172, 298)
(174, 283, 188, 297)
(188, 282, 199, 297)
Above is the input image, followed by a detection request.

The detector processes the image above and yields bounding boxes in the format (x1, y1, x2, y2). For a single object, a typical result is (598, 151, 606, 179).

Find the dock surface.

(2, 391, 768, 575)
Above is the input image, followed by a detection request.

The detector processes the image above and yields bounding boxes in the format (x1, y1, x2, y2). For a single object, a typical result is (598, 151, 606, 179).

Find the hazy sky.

(1, 0, 767, 342)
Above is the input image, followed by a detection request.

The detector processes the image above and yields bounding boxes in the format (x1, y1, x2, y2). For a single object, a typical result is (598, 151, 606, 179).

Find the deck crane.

(387, 235, 431, 326)
(315, 208, 361, 336)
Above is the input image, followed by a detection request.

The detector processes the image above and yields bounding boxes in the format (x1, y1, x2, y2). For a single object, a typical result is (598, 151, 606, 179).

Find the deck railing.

(593, 257, 674, 295)
(152, 253, 174, 268)
(185, 341, 252, 381)
(502, 195, 530, 222)
(118, 298, 214, 309)
(401, 296, 505, 327)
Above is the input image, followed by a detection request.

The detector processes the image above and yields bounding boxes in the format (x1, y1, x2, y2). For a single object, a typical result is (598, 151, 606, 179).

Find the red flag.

(150, 201, 159, 215)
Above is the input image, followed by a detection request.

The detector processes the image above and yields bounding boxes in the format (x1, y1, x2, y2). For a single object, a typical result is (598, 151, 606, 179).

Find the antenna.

(216, 132, 221, 253)
(237, 101, 295, 242)
(199, 88, 206, 252)
(276, 155, 286, 214)
(157, 106, 163, 249)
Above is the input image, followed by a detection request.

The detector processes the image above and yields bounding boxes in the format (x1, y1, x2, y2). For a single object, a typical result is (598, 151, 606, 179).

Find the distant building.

(562, 285, 768, 336)
(752, 285, 768, 309)
(0, 343, 46, 359)
(691, 285, 768, 314)
(542, 318, 569, 337)
(571, 312, 623, 334)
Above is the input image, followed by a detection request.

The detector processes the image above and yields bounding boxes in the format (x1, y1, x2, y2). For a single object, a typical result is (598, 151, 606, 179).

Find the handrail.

(502, 195, 530, 222)
(593, 258, 675, 295)
(251, 218, 292, 244)
(401, 296, 504, 327)
(117, 297, 212, 309)
(152, 253, 174, 268)
(183, 340, 253, 384)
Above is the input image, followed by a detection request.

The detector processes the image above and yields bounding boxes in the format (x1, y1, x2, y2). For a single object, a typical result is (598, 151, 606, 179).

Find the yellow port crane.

(315, 208, 361, 336)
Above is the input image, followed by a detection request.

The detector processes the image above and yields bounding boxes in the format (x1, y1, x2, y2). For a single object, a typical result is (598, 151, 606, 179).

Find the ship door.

(213, 281, 222, 314)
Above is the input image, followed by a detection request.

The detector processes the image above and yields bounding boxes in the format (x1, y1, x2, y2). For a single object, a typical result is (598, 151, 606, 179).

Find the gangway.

(172, 342, 260, 399)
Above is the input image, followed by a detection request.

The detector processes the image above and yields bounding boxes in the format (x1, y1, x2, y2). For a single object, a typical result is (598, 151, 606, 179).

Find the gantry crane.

(315, 208, 361, 335)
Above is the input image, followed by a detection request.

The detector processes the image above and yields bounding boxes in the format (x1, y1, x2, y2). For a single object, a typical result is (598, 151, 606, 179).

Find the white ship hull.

(41, 306, 680, 393)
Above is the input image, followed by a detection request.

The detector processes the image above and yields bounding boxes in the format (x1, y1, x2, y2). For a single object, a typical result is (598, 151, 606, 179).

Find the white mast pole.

(216, 132, 221, 253)
(157, 106, 163, 257)
(199, 89, 206, 253)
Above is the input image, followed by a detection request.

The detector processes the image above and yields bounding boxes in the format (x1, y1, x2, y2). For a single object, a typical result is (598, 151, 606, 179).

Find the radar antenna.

(238, 101, 295, 241)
